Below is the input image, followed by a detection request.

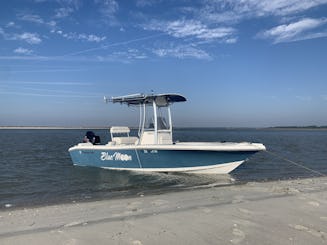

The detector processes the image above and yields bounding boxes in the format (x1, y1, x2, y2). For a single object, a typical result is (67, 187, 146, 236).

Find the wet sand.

(1, 177, 326, 244)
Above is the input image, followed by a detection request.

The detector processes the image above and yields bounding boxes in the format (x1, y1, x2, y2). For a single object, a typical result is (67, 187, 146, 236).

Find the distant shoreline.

(0, 126, 109, 130)
(1, 126, 327, 130)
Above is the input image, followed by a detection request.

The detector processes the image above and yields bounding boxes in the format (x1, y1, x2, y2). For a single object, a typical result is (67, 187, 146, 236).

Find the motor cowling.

(83, 131, 100, 144)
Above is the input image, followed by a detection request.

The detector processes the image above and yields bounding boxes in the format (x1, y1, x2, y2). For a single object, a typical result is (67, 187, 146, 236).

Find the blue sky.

(0, 0, 327, 127)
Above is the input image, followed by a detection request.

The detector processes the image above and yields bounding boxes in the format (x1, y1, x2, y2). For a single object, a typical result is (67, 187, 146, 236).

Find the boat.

(68, 93, 266, 174)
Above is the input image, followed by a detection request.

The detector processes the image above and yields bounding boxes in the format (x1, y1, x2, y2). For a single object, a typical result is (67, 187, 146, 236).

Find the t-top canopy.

(106, 93, 187, 106)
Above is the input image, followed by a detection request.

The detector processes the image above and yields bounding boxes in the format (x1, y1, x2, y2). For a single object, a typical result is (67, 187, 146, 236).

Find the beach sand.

(1, 177, 326, 244)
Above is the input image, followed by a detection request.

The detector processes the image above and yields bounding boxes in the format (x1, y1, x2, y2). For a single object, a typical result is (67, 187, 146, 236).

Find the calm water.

(0, 128, 326, 209)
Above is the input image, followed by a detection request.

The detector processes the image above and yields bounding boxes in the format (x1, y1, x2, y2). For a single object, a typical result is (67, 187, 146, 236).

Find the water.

(0, 128, 326, 209)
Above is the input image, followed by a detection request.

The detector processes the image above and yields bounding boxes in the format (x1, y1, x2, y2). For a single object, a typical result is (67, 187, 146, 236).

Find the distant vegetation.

(270, 126, 327, 129)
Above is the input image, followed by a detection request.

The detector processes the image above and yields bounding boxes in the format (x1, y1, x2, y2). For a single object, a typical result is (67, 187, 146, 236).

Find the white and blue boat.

(69, 93, 266, 174)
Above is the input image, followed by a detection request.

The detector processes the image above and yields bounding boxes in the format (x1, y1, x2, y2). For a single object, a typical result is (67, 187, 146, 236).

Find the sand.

(1, 177, 327, 245)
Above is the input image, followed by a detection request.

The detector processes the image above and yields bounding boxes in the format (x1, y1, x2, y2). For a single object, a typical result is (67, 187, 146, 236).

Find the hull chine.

(97, 160, 245, 174)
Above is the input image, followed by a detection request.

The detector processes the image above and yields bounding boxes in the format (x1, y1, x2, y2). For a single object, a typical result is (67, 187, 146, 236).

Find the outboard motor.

(94, 135, 101, 144)
(85, 131, 95, 143)
(83, 131, 100, 144)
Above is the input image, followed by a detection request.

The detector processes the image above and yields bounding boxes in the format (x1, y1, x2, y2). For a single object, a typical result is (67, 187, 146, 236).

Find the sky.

(0, 0, 327, 127)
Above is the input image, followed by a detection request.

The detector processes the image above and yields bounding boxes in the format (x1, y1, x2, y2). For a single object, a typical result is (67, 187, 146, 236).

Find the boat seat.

(112, 136, 138, 145)
(110, 126, 130, 134)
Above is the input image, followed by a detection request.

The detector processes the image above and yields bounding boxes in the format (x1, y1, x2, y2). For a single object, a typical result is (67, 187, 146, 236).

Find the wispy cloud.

(0, 53, 146, 63)
(17, 13, 57, 28)
(135, 0, 327, 49)
(15, 32, 42, 44)
(192, 0, 327, 24)
(55, 31, 107, 42)
(95, 0, 119, 25)
(96, 48, 148, 63)
(144, 19, 236, 42)
(258, 18, 327, 43)
(152, 45, 211, 60)
(295, 95, 312, 101)
(99, 0, 119, 15)
(18, 13, 44, 24)
(60, 33, 165, 57)
(0, 28, 42, 44)
(252, 0, 327, 16)
(51, 0, 81, 19)
(136, 0, 161, 8)
(54, 7, 74, 18)
(1, 0, 326, 63)
(6, 21, 17, 28)
(13, 47, 33, 55)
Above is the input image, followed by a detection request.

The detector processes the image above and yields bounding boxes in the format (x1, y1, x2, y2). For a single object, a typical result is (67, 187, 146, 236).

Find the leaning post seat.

(110, 126, 138, 145)
(110, 126, 131, 135)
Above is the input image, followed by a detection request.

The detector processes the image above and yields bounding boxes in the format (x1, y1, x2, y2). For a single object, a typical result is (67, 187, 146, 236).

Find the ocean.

(0, 128, 326, 209)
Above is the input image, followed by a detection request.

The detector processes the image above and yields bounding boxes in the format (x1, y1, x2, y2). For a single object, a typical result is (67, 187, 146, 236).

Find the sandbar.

(1, 177, 326, 244)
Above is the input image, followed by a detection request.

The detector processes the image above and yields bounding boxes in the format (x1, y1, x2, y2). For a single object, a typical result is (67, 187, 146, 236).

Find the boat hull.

(69, 146, 258, 174)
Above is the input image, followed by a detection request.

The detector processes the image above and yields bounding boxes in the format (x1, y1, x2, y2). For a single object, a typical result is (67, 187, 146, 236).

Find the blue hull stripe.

(69, 149, 256, 169)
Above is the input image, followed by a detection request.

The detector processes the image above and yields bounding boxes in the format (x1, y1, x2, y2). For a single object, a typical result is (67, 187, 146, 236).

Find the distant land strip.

(269, 126, 327, 129)
(0, 126, 110, 130)
(0, 126, 327, 130)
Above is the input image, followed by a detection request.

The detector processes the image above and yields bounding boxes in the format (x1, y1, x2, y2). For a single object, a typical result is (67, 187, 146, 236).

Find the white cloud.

(13, 47, 33, 55)
(59, 31, 106, 42)
(0, 28, 42, 45)
(6, 22, 16, 28)
(152, 45, 211, 60)
(102, 0, 119, 14)
(195, 0, 327, 24)
(54, 7, 74, 18)
(225, 37, 237, 43)
(96, 48, 148, 63)
(252, 0, 327, 16)
(96, 0, 119, 19)
(83, 34, 107, 42)
(17, 13, 57, 28)
(258, 18, 327, 43)
(52, 0, 81, 18)
(58, 0, 81, 8)
(135, 0, 327, 50)
(295, 95, 312, 101)
(145, 19, 236, 42)
(15, 32, 42, 44)
(18, 14, 44, 24)
(136, 0, 161, 8)
(61, 33, 164, 57)
(48, 20, 57, 27)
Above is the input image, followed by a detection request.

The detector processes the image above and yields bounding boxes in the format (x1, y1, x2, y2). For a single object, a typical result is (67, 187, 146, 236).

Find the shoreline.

(1, 177, 326, 244)
(0, 126, 109, 130)
(1, 126, 327, 131)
